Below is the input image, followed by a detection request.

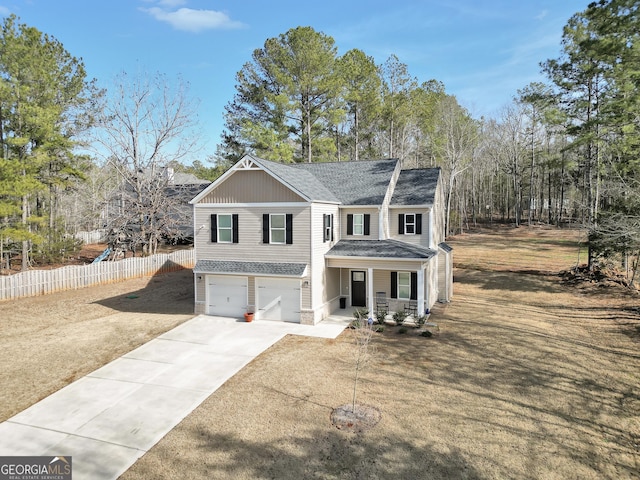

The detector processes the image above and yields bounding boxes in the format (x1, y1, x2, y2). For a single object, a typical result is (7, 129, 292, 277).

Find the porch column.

(368, 267, 374, 320)
(417, 268, 425, 316)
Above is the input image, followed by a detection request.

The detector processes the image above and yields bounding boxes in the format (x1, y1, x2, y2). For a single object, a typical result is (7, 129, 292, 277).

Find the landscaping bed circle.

(330, 404, 381, 433)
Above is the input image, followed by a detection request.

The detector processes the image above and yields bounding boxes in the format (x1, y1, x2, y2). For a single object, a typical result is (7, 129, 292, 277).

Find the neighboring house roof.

(390, 168, 441, 206)
(325, 240, 437, 260)
(171, 172, 211, 185)
(194, 259, 307, 277)
(291, 158, 399, 205)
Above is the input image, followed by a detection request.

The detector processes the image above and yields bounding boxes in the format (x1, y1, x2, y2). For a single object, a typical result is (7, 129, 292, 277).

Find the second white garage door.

(256, 277, 301, 323)
(207, 275, 247, 318)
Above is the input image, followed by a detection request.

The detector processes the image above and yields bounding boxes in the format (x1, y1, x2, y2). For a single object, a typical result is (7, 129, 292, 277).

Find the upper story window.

(210, 214, 238, 243)
(347, 213, 370, 236)
(353, 214, 364, 235)
(263, 213, 293, 245)
(217, 214, 233, 243)
(270, 214, 286, 244)
(323, 214, 334, 242)
(399, 213, 422, 235)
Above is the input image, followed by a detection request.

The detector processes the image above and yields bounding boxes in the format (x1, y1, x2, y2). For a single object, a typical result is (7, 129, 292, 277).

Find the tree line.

(0, 0, 638, 281)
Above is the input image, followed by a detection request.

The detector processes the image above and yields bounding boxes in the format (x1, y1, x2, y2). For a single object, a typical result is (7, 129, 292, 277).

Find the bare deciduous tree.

(92, 71, 202, 254)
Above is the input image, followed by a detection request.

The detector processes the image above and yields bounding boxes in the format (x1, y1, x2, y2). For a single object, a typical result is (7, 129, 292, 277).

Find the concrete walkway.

(0, 315, 349, 479)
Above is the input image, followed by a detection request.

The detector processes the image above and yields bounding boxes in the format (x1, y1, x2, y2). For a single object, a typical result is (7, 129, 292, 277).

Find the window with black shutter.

(391, 271, 417, 300)
(399, 213, 423, 235)
(348, 213, 370, 236)
(264, 213, 292, 244)
(211, 214, 239, 243)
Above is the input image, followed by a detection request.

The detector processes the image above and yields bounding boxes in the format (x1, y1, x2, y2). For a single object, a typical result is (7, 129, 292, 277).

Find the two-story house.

(189, 154, 452, 324)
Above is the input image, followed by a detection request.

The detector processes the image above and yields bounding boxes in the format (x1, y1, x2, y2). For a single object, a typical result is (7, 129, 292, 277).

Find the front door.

(351, 271, 366, 307)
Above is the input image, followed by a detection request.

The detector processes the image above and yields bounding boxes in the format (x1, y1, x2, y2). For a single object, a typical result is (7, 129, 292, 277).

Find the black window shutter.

(262, 214, 270, 244)
(347, 214, 353, 235)
(210, 214, 217, 243)
(364, 214, 370, 236)
(232, 214, 239, 243)
(399, 214, 405, 234)
(391, 272, 397, 299)
(323, 214, 328, 242)
(286, 214, 293, 244)
(410, 272, 418, 300)
(416, 214, 422, 234)
(331, 214, 334, 241)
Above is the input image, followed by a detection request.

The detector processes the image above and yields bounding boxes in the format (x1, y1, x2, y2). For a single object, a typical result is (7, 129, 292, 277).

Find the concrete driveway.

(0, 315, 348, 479)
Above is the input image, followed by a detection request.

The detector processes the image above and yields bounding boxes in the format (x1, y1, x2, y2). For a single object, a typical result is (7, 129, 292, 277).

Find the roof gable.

(197, 169, 306, 204)
(191, 155, 435, 207)
(191, 155, 319, 204)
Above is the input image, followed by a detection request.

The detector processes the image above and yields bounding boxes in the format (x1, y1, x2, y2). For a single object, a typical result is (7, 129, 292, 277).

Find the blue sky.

(1, 0, 591, 160)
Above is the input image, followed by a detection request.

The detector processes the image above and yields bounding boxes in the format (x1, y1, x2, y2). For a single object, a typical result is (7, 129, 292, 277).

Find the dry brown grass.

(120, 226, 640, 480)
(0, 269, 195, 422)
(1, 226, 638, 479)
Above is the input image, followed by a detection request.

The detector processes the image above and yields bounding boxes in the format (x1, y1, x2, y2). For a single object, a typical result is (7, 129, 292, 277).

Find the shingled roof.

(391, 167, 441, 206)
(326, 240, 436, 260)
(257, 159, 340, 203)
(292, 159, 398, 205)
(253, 157, 398, 205)
(194, 155, 440, 207)
(194, 260, 307, 276)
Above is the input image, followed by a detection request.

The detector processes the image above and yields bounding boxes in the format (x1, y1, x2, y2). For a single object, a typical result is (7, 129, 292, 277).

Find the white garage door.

(207, 275, 247, 317)
(257, 277, 301, 323)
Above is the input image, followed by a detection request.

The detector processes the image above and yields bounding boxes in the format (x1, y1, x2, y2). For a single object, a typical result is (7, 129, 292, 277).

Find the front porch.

(329, 266, 434, 320)
(324, 239, 438, 322)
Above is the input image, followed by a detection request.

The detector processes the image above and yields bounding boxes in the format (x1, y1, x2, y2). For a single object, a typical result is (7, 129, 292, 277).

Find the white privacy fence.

(73, 229, 108, 244)
(0, 249, 195, 301)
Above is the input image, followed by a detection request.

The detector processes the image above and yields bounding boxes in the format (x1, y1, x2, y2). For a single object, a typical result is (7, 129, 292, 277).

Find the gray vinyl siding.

(389, 208, 431, 247)
(201, 170, 306, 204)
(195, 274, 205, 303)
(437, 247, 453, 302)
(310, 204, 340, 321)
(194, 205, 311, 264)
(433, 177, 446, 244)
(340, 207, 379, 239)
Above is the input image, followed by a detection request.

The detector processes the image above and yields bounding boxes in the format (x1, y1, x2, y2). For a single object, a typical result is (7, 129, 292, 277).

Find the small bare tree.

(350, 312, 375, 412)
(330, 313, 381, 432)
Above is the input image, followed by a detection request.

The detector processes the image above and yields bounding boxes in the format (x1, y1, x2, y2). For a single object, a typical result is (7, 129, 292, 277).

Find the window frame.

(270, 213, 287, 245)
(353, 213, 364, 236)
(405, 213, 416, 235)
(397, 272, 412, 300)
(217, 214, 233, 243)
(323, 214, 333, 242)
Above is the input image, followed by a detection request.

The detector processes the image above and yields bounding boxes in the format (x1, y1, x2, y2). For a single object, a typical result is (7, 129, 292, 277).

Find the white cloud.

(535, 10, 549, 21)
(0, 6, 10, 16)
(141, 6, 245, 33)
